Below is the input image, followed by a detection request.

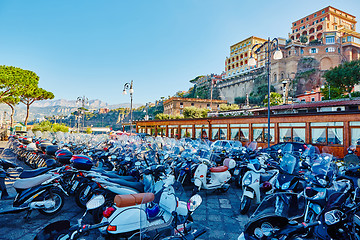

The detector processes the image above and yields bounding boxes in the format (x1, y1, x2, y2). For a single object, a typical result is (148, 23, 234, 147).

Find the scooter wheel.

(38, 188, 65, 216)
(75, 184, 93, 209)
(240, 196, 251, 214)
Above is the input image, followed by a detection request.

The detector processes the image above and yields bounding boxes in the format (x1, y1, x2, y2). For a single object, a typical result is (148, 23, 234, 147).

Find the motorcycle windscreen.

(280, 153, 298, 174)
(140, 181, 186, 239)
(250, 192, 306, 222)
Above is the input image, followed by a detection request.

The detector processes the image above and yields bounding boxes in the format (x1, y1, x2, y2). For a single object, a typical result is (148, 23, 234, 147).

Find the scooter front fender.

(243, 189, 254, 199)
(194, 178, 202, 188)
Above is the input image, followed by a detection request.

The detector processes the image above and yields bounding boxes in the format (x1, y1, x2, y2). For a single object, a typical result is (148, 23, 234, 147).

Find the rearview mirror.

(187, 194, 202, 212)
(86, 195, 105, 210)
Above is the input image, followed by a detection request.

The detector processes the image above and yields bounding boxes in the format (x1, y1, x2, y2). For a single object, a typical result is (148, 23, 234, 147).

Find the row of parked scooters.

(1, 134, 212, 240)
(2, 131, 360, 239)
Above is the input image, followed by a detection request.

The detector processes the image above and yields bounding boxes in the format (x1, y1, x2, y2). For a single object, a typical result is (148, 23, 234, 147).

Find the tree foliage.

(264, 92, 283, 106)
(21, 86, 55, 125)
(324, 60, 360, 97)
(183, 107, 209, 118)
(219, 104, 240, 111)
(32, 121, 69, 132)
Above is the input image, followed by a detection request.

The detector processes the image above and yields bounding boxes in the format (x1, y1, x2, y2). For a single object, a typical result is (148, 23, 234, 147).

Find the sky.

(0, 0, 359, 105)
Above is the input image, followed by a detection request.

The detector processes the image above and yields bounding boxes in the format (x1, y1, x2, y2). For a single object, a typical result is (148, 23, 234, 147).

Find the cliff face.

(293, 57, 324, 96)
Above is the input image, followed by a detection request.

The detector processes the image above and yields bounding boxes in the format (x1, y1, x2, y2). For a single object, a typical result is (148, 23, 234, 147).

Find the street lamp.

(123, 80, 134, 133)
(77, 96, 88, 132)
(248, 38, 283, 148)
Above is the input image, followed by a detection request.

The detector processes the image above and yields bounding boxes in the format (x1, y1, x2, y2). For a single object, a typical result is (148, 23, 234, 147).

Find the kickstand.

(24, 210, 32, 220)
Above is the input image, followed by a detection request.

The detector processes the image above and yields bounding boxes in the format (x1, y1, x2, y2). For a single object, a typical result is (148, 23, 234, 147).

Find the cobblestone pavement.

(0, 146, 251, 240)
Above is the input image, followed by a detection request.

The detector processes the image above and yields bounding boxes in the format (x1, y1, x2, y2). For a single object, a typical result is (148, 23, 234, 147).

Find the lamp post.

(77, 96, 88, 132)
(123, 80, 134, 133)
(248, 38, 283, 148)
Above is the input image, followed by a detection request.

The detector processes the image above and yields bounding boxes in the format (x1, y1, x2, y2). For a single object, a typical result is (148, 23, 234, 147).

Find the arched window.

(273, 73, 277, 82)
(245, 52, 248, 57)
(281, 73, 284, 79)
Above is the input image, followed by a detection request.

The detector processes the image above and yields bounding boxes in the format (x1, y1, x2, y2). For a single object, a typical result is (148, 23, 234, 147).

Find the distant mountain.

(2, 99, 142, 122)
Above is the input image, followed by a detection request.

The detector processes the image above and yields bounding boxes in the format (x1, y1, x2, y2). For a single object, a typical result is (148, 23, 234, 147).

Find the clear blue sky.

(0, 0, 359, 105)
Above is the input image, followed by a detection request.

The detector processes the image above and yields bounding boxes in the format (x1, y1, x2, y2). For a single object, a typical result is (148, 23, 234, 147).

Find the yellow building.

(224, 36, 267, 79)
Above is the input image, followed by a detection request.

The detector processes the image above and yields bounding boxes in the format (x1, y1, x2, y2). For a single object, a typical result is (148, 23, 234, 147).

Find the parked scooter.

(1, 171, 67, 219)
(100, 182, 205, 239)
(240, 157, 278, 214)
(34, 195, 108, 240)
(193, 150, 235, 193)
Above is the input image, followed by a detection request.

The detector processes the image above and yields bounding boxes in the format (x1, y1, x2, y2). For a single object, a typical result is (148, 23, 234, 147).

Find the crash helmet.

(146, 202, 160, 218)
(261, 181, 272, 192)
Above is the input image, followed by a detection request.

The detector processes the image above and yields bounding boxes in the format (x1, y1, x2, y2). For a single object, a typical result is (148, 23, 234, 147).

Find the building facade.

(224, 36, 267, 79)
(163, 97, 227, 116)
(289, 6, 356, 42)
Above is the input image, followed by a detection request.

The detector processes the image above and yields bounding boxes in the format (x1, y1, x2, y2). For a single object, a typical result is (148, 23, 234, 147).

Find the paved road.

(0, 145, 250, 240)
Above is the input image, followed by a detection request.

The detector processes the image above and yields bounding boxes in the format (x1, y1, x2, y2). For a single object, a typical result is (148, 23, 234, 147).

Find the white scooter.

(193, 157, 235, 193)
(240, 157, 278, 214)
(100, 182, 205, 239)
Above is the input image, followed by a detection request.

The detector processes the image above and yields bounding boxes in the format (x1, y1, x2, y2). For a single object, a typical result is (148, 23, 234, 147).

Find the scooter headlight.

(281, 181, 291, 190)
(243, 174, 252, 186)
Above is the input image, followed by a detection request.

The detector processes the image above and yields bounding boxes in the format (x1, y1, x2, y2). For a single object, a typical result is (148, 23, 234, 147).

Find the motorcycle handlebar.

(88, 221, 109, 230)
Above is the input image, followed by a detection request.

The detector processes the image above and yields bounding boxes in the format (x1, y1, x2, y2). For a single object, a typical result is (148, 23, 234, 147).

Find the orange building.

(163, 97, 227, 116)
(289, 6, 356, 42)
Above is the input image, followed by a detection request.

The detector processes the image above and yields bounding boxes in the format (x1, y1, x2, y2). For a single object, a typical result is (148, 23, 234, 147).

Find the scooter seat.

(101, 172, 137, 182)
(108, 178, 144, 193)
(210, 166, 228, 172)
(114, 192, 155, 208)
(19, 167, 52, 179)
(13, 173, 53, 189)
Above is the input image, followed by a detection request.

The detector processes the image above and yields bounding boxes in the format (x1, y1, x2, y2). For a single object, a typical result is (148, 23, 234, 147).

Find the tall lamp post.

(123, 80, 134, 133)
(248, 38, 283, 148)
(77, 96, 88, 132)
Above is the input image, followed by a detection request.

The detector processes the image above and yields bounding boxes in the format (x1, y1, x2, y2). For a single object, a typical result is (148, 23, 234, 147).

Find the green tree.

(183, 107, 209, 118)
(324, 60, 360, 97)
(320, 85, 344, 100)
(155, 113, 170, 120)
(264, 92, 283, 106)
(21, 86, 55, 126)
(0, 66, 28, 100)
(2, 96, 20, 129)
(219, 104, 240, 111)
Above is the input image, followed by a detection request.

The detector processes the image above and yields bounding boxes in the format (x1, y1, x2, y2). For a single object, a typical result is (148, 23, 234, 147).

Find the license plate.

(71, 180, 79, 191)
(84, 186, 91, 196)
(234, 169, 240, 175)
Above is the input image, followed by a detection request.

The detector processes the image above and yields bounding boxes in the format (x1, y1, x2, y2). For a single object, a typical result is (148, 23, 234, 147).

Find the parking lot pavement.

(0, 149, 250, 240)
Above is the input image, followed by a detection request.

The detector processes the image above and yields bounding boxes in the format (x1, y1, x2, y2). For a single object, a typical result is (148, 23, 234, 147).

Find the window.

(322, 10, 325, 14)
(311, 122, 344, 145)
(230, 124, 249, 141)
(311, 97, 315, 102)
(350, 122, 360, 145)
(347, 36, 353, 42)
(310, 48, 318, 53)
(326, 47, 335, 52)
(191, 103, 194, 106)
(314, 13, 317, 17)
(306, 17, 309, 21)
(326, 36, 335, 44)
(301, 19, 304, 23)
(294, 23, 297, 26)
(301, 49, 304, 54)
(288, 50, 291, 56)
(279, 123, 306, 143)
(252, 123, 275, 143)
